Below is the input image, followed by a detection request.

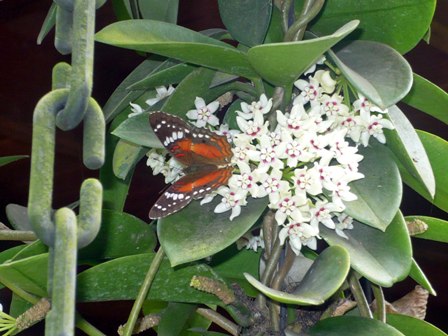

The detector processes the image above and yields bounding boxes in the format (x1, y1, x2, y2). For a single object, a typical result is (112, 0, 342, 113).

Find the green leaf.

(309, 316, 405, 336)
(5, 204, 33, 231)
(329, 41, 413, 109)
(79, 210, 156, 260)
(300, 0, 437, 54)
(158, 302, 197, 336)
(223, 99, 244, 131)
(158, 197, 268, 266)
(344, 141, 402, 231)
(408, 258, 436, 296)
(112, 112, 162, 148)
(402, 131, 448, 213)
(112, 139, 147, 180)
(103, 58, 165, 121)
(9, 240, 47, 262)
(127, 63, 196, 91)
(111, 0, 132, 21)
(210, 245, 261, 296)
(405, 215, 448, 243)
(77, 253, 224, 305)
(320, 212, 412, 287)
(0, 155, 28, 167)
(138, 0, 179, 24)
(96, 20, 258, 79)
(385, 105, 435, 198)
(247, 20, 359, 86)
(9, 294, 33, 318)
(387, 314, 447, 336)
(0, 254, 48, 297)
(162, 67, 215, 116)
(218, 0, 272, 47)
(244, 246, 350, 305)
(263, 5, 283, 43)
(37, 3, 57, 44)
(402, 73, 448, 125)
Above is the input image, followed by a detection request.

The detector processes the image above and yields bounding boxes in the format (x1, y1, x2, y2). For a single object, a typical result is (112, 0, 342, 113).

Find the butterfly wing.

(149, 111, 233, 166)
(149, 166, 233, 219)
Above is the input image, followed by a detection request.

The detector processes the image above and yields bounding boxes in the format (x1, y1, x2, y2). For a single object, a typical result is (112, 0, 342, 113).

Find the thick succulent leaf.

(158, 302, 197, 336)
(0, 155, 28, 167)
(158, 197, 268, 266)
(385, 105, 435, 197)
(112, 112, 162, 148)
(162, 67, 216, 116)
(6, 204, 33, 231)
(247, 20, 359, 86)
(409, 258, 436, 296)
(79, 210, 157, 260)
(37, 3, 57, 44)
(96, 20, 258, 79)
(103, 58, 165, 121)
(244, 246, 350, 305)
(299, 0, 437, 54)
(77, 253, 223, 305)
(218, 0, 272, 47)
(223, 99, 243, 131)
(112, 139, 147, 180)
(0, 254, 48, 297)
(309, 316, 404, 336)
(387, 314, 447, 336)
(329, 41, 413, 109)
(344, 141, 402, 231)
(320, 212, 412, 287)
(263, 5, 283, 44)
(405, 215, 448, 243)
(138, 0, 179, 23)
(402, 73, 448, 125)
(402, 131, 448, 212)
(10, 241, 47, 262)
(127, 63, 196, 90)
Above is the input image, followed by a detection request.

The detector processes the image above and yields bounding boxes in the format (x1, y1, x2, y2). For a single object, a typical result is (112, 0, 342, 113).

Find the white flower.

(293, 166, 323, 196)
(128, 102, 145, 118)
(248, 134, 285, 173)
(272, 194, 308, 225)
(279, 222, 319, 255)
(314, 70, 336, 94)
(339, 115, 363, 143)
(335, 213, 354, 239)
(146, 85, 175, 106)
(146, 149, 166, 175)
(254, 169, 289, 206)
(353, 94, 386, 114)
(237, 232, 265, 251)
(293, 76, 322, 106)
(236, 109, 268, 139)
(276, 104, 309, 137)
(359, 113, 394, 146)
(215, 123, 240, 143)
(309, 200, 343, 229)
(214, 187, 247, 220)
(186, 97, 220, 128)
(164, 157, 184, 183)
(280, 132, 313, 167)
(238, 94, 273, 119)
(228, 162, 260, 197)
(320, 94, 349, 119)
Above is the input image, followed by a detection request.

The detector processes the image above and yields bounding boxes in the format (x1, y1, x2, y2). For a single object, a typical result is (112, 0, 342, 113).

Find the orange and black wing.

(149, 111, 233, 166)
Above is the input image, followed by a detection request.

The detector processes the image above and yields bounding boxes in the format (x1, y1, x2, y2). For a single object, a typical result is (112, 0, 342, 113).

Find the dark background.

(0, 0, 447, 334)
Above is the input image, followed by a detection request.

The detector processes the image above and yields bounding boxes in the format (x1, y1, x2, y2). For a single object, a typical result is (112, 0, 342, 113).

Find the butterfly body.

(149, 112, 233, 219)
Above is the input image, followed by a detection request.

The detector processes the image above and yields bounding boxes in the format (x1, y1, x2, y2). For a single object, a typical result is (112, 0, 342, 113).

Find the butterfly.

(148, 111, 234, 219)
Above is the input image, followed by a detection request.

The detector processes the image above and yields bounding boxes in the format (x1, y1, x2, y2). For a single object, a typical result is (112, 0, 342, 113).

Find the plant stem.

(0, 230, 37, 241)
(348, 271, 373, 318)
(196, 308, 239, 336)
(284, 0, 325, 42)
(75, 313, 106, 336)
(271, 244, 295, 290)
(261, 210, 276, 257)
(371, 283, 386, 322)
(122, 247, 165, 336)
(281, 0, 293, 33)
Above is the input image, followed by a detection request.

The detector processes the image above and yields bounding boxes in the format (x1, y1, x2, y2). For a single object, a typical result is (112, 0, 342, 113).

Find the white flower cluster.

(140, 65, 394, 255)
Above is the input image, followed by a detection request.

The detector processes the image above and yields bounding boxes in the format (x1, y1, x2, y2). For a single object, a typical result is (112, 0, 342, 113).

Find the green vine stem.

(196, 308, 240, 336)
(284, 0, 325, 42)
(281, 0, 293, 33)
(75, 313, 107, 336)
(348, 271, 373, 319)
(0, 230, 36, 241)
(261, 210, 276, 257)
(271, 244, 295, 290)
(122, 247, 165, 336)
(371, 283, 386, 322)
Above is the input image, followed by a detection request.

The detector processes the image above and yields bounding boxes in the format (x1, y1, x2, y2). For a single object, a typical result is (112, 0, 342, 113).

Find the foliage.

(1, 0, 446, 335)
